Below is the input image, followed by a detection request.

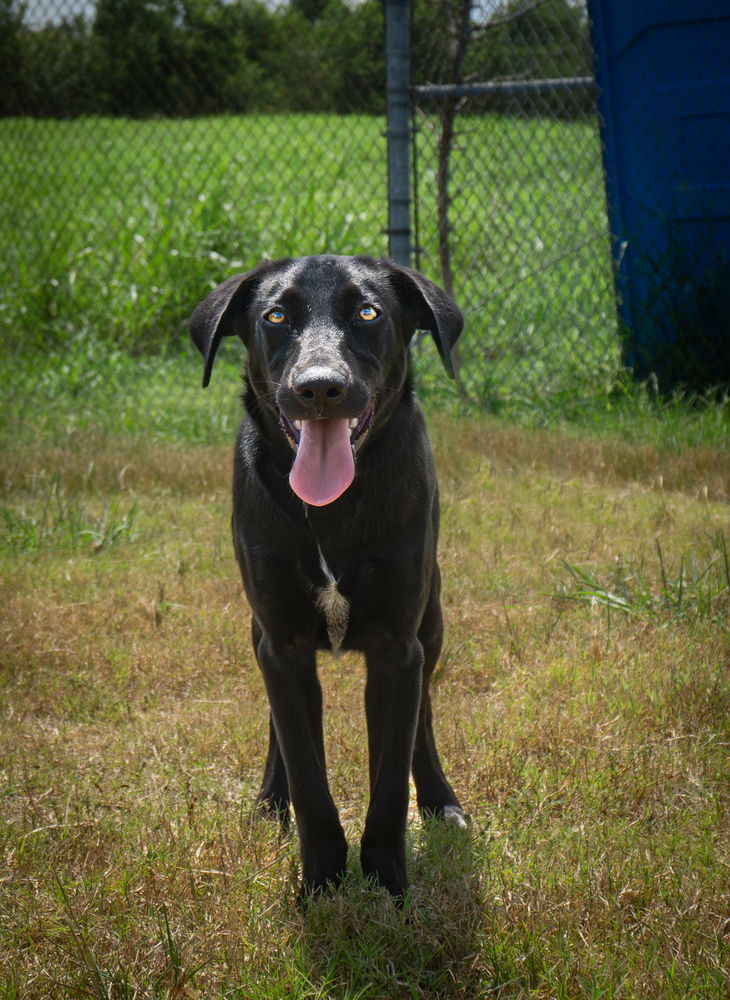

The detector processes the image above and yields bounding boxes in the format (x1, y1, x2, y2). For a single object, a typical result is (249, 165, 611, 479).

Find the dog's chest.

(315, 547, 350, 651)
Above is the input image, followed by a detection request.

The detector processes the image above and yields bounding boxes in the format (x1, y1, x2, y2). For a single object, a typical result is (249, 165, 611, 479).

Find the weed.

(1, 476, 137, 553)
(558, 533, 729, 625)
(52, 873, 112, 1000)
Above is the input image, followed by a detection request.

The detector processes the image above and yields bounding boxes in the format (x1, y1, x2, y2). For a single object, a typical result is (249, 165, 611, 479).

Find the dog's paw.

(360, 844, 409, 900)
(419, 802, 471, 829)
(298, 837, 349, 906)
(442, 805, 470, 830)
(254, 796, 291, 829)
(297, 866, 348, 909)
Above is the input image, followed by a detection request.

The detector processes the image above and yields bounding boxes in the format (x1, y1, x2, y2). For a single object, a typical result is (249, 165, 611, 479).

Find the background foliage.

(1, 0, 591, 118)
(2, 0, 613, 413)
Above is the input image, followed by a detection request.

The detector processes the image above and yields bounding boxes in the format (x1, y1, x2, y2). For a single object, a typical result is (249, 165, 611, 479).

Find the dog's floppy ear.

(388, 264, 463, 378)
(189, 260, 284, 387)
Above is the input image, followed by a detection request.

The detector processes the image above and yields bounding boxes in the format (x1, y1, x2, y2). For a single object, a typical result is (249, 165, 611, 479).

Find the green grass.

(1, 335, 244, 449)
(2, 112, 729, 998)
(1, 480, 137, 553)
(559, 534, 730, 625)
(1, 115, 388, 352)
(2, 337, 728, 459)
(414, 112, 619, 404)
(1, 376, 728, 996)
(1, 113, 618, 408)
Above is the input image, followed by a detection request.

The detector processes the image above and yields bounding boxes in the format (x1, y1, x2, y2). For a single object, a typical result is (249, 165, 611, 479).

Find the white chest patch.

(315, 547, 350, 651)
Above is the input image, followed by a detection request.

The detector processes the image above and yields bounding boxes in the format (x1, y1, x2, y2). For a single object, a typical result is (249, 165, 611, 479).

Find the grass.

(3, 330, 729, 455)
(1, 109, 728, 997)
(1, 363, 728, 997)
(560, 535, 730, 623)
(1, 112, 616, 406)
(1, 475, 138, 554)
(413, 112, 619, 404)
(0, 115, 388, 353)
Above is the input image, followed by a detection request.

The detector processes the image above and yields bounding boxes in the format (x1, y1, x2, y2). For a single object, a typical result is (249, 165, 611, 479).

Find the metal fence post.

(385, 0, 411, 267)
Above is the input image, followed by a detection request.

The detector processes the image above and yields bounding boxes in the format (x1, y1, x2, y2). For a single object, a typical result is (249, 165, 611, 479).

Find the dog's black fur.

(190, 255, 466, 900)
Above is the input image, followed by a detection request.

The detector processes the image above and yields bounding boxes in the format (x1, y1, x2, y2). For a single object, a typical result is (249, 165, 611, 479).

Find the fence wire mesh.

(1, 0, 389, 361)
(1, 0, 620, 412)
(409, 0, 617, 407)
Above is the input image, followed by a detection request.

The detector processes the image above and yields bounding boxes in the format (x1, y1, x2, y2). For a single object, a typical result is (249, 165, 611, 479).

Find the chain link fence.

(1, 0, 389, 359)
(409, 0, 617, 407)
(1, 0, 620, 412)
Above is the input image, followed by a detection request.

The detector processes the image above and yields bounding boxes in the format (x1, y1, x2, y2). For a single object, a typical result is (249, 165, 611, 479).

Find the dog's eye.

(265, 308, 287, 325)
(357, 305, 379, 322)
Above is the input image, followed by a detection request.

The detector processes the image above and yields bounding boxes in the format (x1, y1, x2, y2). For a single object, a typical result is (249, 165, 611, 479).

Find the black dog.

(190, 255, 467, 900)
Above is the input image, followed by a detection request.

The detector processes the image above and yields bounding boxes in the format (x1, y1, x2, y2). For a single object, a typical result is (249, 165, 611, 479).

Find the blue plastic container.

(589, 0, 730, 387)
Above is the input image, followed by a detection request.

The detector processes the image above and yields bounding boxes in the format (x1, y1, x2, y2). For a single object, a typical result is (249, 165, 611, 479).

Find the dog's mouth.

(279, 402, 375, 507)
(280, 405, 374, 453)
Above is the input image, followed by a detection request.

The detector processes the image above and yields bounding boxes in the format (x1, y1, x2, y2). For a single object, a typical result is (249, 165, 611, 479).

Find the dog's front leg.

(256, 635, 348, 899)
(360, 637, 423, 898)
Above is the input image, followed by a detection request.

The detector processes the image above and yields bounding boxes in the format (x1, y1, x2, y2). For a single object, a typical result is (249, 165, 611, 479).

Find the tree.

(291, 0, 329, 23)
(0, 0, 26, 115)
(21, 17, 95, 116)
(176, 0, 279, 114)
(92, 0, 183, 115)
(468, 0, 593, 115)
(332, 0, 385, 114)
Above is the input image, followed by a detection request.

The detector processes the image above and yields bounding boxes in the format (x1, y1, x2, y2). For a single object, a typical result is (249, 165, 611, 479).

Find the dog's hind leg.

(255, 712, 291, 825)
(411, 578, 468, 827)
(251, 618, 291, 824)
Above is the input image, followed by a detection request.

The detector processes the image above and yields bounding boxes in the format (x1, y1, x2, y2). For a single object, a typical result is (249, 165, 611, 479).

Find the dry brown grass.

(1, 417, 728, 998)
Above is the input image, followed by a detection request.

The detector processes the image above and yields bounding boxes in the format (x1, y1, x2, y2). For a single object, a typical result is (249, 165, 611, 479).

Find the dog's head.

(190, 255, 462, 506)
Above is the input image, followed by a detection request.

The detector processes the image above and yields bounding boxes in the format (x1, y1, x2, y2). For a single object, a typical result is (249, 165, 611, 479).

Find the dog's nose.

(292, 366, 348, 408)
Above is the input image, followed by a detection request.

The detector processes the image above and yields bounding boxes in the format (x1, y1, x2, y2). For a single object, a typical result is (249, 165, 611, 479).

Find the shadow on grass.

(298, 819, 485, 999)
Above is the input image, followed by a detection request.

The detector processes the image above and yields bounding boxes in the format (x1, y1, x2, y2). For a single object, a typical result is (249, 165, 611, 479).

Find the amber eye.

(357, 304, 379, 322)
(265, 308, 286, 325)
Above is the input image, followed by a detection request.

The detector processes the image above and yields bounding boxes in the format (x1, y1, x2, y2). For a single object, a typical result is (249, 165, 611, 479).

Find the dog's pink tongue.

(289, 418, 354, 506)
